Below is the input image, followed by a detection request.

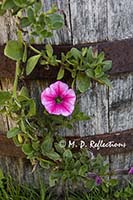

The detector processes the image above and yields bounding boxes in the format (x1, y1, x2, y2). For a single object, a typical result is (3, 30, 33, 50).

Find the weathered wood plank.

(108, 73, 133, 175)
(108, 0, 133, 40)
(109, 73, 133, 132)
(0, 13, 16, 45)
(0, 155, 47, 185)
(75, 84, 109, 136)
(70, 0, 108, 44)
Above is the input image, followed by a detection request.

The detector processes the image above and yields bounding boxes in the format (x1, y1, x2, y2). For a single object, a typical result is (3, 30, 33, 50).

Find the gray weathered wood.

(108, 73, 133, 174)
(109, 73, 133, 132)
(70, 0, 108, 44)
(108, 0, 133, 40)
(75, 84, 109, 136)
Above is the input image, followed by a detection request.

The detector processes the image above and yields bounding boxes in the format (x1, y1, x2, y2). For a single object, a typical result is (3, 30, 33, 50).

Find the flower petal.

(41, 81, 76, 116)
(41, 88, 54, 106)
(60, 101, 75, 116)
(50, 81, 69, 97)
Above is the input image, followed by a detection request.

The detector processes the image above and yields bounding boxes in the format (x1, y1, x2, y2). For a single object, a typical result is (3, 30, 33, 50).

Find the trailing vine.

(0, 0, 132, 196)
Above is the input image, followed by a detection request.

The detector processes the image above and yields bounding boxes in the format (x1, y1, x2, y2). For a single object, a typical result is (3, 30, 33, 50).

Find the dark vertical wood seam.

(0, 80, 2, 89)
(108, 86, 112, 177)
(68, 0, 73, 44)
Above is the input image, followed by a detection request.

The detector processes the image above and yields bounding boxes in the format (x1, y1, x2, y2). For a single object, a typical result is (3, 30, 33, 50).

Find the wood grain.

(70, 0, 108, 44)
(108, 0, 133, 40)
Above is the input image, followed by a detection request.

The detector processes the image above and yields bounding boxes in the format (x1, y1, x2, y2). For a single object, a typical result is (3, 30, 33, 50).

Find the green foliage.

(77, 72, 91, 92)
(7, 127, 20, 138)
(26, 54, 41, 75)
(39, 45, 112, 92)
(0, 91, 11, 105)
(4, 40, 23, 61)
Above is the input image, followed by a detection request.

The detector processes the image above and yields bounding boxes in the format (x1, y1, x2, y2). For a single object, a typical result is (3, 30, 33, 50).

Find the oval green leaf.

(57, 67, 64, 80)
(77, 72, 91, 93)
(4, 40, 23, 61)
(26, 54, 41, 75)
(7, 127, 20, 138)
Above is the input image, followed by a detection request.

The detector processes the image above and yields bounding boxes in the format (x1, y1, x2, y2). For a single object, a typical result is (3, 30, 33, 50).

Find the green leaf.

(48, 13, 64, 30)
(85, 68, 95, 78)
(81, 47, 87, 57)
(20, 17, 31, 28)
(13, 0, 27, 8)
(114, 191, 120, 198)
(19, 86, 29, 98)
(32, 141, 40, 151)
(2, 0, 16, 10)
(34, 1, 42, 14)
(46, 151, 61, 161)
(45, 44, 53, 57)
(39, 159, 51, 169)
(63, 149, 73, 160)
(0, 4, 6, 15)
(77, 72, 91, 92)
(103, 60, 112, 72)
(86, 47, 93, 63)
(46, 5, 57, 15)
(54, 143, 64, 154)
(99, 76, 112, 87)
(39, 13, 45, 26)
(97, 51, 105, 63)
(7, 127, 20, 138)
(27, 99, 36, 117)
(22, 42, 27, 62)
(40, 30, 53, 38)
(41, 135, 53, 155)
(109, 179, 118, 186)
(4, 40, 23, 61)
(26, 54, 41, 75)
(57, 67, 64, 80)
(70, 48, 81, 59)
(27, 7, 35, 23)
(102, 184, 109, 193)
(79, 165, 88, 176)
(0, 168, 4, 180)
(0, 91, 11, 105)
(49, 174, 58, 187)
(22, 143, 33, 155)
(95, 66, 104, 78)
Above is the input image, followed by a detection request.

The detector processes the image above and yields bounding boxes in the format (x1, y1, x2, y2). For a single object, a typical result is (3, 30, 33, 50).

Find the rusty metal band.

(0, 129, 132, 158)
(0, 38, 133, 79)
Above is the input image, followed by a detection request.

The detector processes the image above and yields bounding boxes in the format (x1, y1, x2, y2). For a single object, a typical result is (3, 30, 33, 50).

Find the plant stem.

(13, 61, 21, 98)
(29, 44, 41, 54)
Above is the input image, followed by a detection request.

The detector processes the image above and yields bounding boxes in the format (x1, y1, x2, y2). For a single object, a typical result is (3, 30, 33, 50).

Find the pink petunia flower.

(41, 81, 76, 116)
(95, 176, 102, 185)
(128, 167, 133, 175)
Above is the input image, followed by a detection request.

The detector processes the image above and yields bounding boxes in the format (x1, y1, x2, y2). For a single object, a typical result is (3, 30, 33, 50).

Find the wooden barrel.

(0, 0, 133, 185)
